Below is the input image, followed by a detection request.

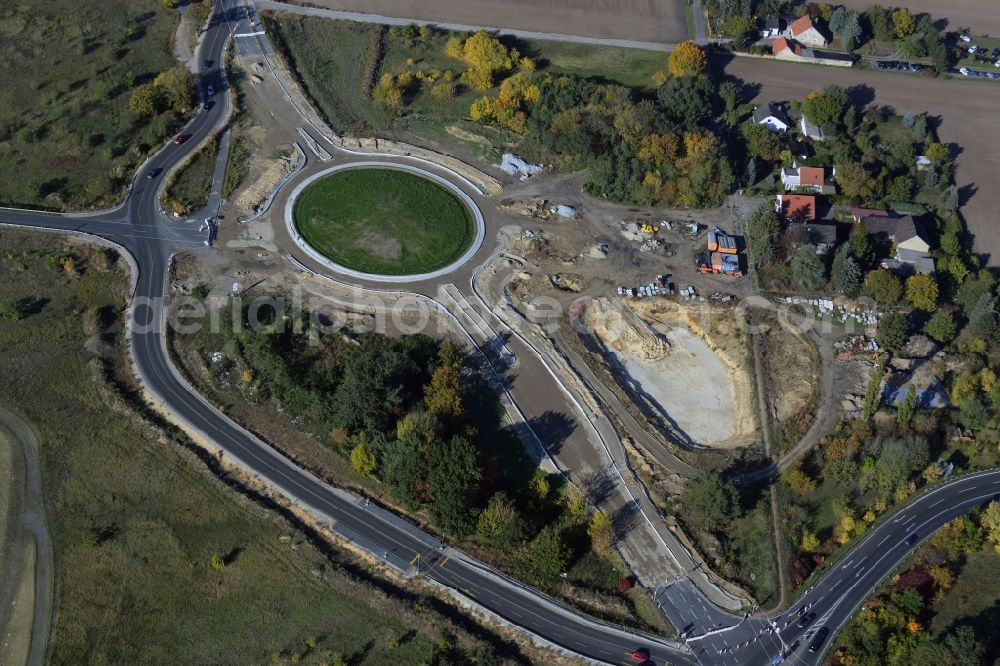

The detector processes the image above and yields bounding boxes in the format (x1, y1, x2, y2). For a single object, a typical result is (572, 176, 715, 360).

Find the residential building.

(775, 194, 817, 222)
(759, 16, 786, 38)
(860, 213, 936, 275)
(753, 103, 792, 132)
(787, 15, 829, 47)
(772, 37, 854, 67)
(781, 164, 835, 193)
(785, 221, 839, 254)
(800, 116, 825, 141)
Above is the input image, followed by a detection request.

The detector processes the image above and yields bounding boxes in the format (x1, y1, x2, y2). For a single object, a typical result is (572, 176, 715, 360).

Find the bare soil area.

(288, 0, 689, 43)
(718, 56, 1000, 265)
(583, 298, 756, 449)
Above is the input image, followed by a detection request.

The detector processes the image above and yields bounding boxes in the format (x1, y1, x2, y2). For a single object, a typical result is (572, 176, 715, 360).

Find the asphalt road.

(1, 2, 1000, 664)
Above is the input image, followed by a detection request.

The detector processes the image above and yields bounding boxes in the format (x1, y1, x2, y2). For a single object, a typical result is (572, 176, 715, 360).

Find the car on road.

(206, 84, 215, 97)
(808, 627, 830, 653)
(631, 647, 650, 661)
(147, 167, 162, 179)
(173, 134, 189, 145)
(797, 612, 816, 628)
(906, 532, 919, 545)
(205, 59, 214, 68)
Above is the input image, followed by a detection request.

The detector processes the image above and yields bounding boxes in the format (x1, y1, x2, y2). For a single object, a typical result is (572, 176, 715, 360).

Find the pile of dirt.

(583, 298, 669, 362)
(234, 149, 294, 214)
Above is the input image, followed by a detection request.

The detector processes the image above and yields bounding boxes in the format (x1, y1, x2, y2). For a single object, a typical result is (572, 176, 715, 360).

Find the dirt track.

(286, 0, 690, 43)
(836, 0, 1000, 36)
(717, 56, 1000, 264)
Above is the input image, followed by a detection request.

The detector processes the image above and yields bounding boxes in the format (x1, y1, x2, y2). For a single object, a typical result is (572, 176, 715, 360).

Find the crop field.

(0, 0, 183, 210)
(0, 230, 452, 664)
(294, 168, 475, 275)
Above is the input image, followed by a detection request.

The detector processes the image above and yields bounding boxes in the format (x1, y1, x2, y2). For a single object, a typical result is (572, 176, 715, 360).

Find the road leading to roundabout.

(286, 162, 485, 283)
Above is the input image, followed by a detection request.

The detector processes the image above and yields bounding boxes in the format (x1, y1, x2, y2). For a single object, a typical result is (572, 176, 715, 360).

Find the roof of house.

(800, 116, 824, 139)
(777, 194, 816, 221)
(851, 207, 891, 219)
(804, 222, 838, 245)
(753, 103, 791, 125)
(798, 166, 825, 186)
(761, 16, 785, 31)
(790, 15, 816, 37)
(772, 37, 791, 54)
(863, 214, 931, 246)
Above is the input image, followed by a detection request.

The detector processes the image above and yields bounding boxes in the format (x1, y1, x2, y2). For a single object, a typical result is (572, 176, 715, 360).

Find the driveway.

(717, 55, 1000, 265)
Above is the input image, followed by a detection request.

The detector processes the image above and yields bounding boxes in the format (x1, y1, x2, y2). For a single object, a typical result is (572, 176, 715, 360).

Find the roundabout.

(285, 162, 486, 283)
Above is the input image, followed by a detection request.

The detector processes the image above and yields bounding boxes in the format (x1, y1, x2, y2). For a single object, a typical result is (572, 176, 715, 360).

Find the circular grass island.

(292, 167, 476, 276)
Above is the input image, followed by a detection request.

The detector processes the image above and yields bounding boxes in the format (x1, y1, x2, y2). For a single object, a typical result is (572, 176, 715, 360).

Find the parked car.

(808, 627, 830, 653)
(960, 67, 971, 76)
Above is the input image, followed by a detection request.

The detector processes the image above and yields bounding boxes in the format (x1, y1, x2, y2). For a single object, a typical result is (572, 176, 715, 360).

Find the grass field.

(0, 0, 183, 210)
(0, 230, 515, 665)
(294, 168, 475, 275)
(163, 137, 217, 216)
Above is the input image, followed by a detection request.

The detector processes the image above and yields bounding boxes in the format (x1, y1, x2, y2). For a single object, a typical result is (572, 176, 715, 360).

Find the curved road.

(1, 2, 999, 664)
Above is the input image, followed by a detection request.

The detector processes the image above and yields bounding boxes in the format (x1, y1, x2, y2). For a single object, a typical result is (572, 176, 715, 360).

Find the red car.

(631, 647, 650, 662)
(173, 134, 189, 145)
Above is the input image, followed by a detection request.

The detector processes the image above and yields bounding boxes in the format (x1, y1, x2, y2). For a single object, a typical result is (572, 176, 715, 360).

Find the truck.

(706, 226, 738, 254)
(696, 251, 743, 277)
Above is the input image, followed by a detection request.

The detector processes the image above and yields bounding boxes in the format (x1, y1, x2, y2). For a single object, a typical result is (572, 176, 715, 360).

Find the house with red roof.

(781, 164, 836, 194)
(775, 194, 817, 222)
(787, 15, 829, 47)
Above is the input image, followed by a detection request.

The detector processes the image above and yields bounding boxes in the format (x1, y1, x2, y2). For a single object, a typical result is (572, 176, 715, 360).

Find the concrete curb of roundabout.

(284, 161, 486, 284)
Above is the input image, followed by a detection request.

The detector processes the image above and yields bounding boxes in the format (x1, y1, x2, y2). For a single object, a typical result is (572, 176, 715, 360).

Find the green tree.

(521, 527, 570, 590)
(678, 472, 739, 535)
(877, 312, 907, 352)
(0, 298, 26, 321)
(831, 246, 862, 295)
(428, 435, 481, 537)
(741, 123, 783, 161)
(866, 4, 893, 42)
(350, 440, 377, 475)
(210, 552, 225, 569)
(801, 530, 820, 552)
(424, 363, 464, 421)
(745, 203, 781, 267)
(848, 221, 875, 268)
(791, 245, 825, 290)
(841, 11, 863, 50)
(154, 64, 196, 112)
(382, 432, 429, 510)
(657, 75, 713, 131)
(837, 161, 878, 202)
(925, 142, 949, 164)
(924, 311, 956, 343)
(718, 80, 740, 117)
(906, 273, 938, 312)
(476, 492, 528, 548)
(865, 268, 903, 305)
(896, 387, 917, 424)
(802, 85, 848, 133)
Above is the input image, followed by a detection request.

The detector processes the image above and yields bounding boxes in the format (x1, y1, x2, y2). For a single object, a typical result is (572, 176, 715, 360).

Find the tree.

(745, 204, 781, 267)
(925, 142, 949, 164)
(128, 83, 159, 117)
(924, 311, 956, 342)
(0, 298, 25, 321)
(718, 80, 740, 116)
(678, 472, 739, 535)
(896, 387, 917, 424)
(657, 75, 713, 131)
(587, 510, 615, 555)
(428, 435, 481, 536)
(802, 85, 848, 132)
(877, 312, 907, 352)
(459, 31, 515, 90)
(981, 500, 1000, 552)
(906, 274, 938, 312)
(424, 363, 464, 421)
(866, 4, 893, 42)
(892, 8, 915, 38)
(801, 530, 820, 552)
(841, 11, 863, 50)
(521, 527, 570, 590)
(865, 268, 903, 305)
(154, 64, 195, 112)
(476, 492, 528, 548)
(350, 440, 377, 475)
(831, 246, 862, 295)
(848, 222, 875, 268)
(666, 41, 708, 78)
(837, 161, 878, 202)
(741, 123, 783, 161)
(784, 466, 817, 493)
(829, 6, 847, 33)
(791, 245, 825, 290)
(210, 552, 225, 569)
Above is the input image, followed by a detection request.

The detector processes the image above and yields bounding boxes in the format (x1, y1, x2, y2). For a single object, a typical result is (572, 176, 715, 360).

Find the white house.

(800, 116, 825, 141)
(787, 14, 829, 47)
(753, 103, 792, 132)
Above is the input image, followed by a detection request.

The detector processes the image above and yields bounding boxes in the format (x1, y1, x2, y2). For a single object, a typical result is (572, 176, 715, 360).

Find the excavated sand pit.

(583, 298, 755, 449)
